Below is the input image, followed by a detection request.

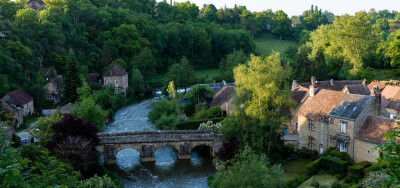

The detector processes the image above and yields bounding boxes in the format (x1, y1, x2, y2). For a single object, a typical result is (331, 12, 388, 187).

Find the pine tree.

(63, 48, 81, 103)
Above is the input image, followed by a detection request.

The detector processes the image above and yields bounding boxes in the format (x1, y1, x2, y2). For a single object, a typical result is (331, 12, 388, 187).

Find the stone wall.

(298, 116, 328, 153)
(354, 139, 379, 163)
(328, 117, 355, 157)
(24, 101, 34, 115)
(103, 75, 128, 97)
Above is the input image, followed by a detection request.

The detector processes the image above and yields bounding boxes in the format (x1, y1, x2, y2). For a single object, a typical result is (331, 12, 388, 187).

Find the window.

(55, 87, 58, 94)
(309, 120, 315, 131)
(340, 121, 347, 133)
(47, 96, 52, 100)
(115, 88, 120, 94)
(339, 142, 347, 152)
(55, 96, 59, 102)
(115, 80, 119, 86)
(107, 80, 111, 85)
(295, 123, 298, 131)
(309, 138, 315, 149)
(319, 144, 323, 154)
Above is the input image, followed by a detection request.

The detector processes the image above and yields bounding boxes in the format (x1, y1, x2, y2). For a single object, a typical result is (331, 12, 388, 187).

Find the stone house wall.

(298, 116, 328, 153)
(104, 75, 128, 97)
(1, 102, 23, 127)
(354, 139, 379, 163)
(24, 101, 34, 115)
(44, 82, 61, 102)
(328, 118, 355, 157)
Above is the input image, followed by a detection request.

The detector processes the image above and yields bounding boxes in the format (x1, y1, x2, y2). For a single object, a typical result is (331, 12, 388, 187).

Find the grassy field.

(253, 34, 298, 55)
(282, 158, 313, 182)
(149, 68, 221, 87)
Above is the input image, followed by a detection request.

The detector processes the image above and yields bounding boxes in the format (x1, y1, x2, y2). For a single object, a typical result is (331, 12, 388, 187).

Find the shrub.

(363, 163, 384, 174)
(319, 156, 348, 175)
(349, 165, 364, 180)
(181, 104, 195, 116)
(331, 182, 342, 188)
(79, 175, 116, 188)
(176, 118, 225, 130)
(208, 106, 222, 118)
(216, 137, 239, 161)
(285, 175, 311, 188)
(148, 99, 179, 123)
(11, 133, 21, 148)
(343, 176, 352, 184)
(310, 180, 320, 188)
(284, 143, 296, 158)
(155, 114, 177, 130)
(198, 121, 222, 131)
(322, 147, 354, 165)
(298, 146, 319, 159)
(306, 158, 321, 176)
(194, 109, 209, 119)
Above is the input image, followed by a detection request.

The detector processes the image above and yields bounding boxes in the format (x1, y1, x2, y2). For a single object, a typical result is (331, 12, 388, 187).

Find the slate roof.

(210, 86, 235, 108)
(355, 115, 398, 144)
(296, 80, 363, 91)
(104, 66, 128, 77)
(0, 96, 21, 112)
(381, 85, 400, 110)
(329, 94, 373, 120)
(3, 89, 34, 105)
(291, 90, 307, 105)
(344, 84, 370, 95)
(50, 75, 63, 86)
(297, 89, 345, 120)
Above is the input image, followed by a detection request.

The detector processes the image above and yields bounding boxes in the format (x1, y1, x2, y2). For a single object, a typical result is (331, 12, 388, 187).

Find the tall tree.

(100, 42, 112, 73)
(274, 10, 291, 39)
(131, 47, 156, 80)
(63, 49, 81, 103)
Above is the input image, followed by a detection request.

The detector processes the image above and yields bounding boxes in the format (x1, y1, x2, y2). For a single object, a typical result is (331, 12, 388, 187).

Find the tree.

(167, 57, 194, 93)
(274, 10, 291, 39)
(30, 112, 64, 147)
(167, 81, 176, 99)
(376, 125, 400, 185)
(185, 84, 214, 105)
(233, 52, 293, 157)
(131, 47, 156, 80)
(220, 50, 249, 82)
(63, 49, 81, 103)
(100, 42, 112, 72)
(209, 146, 285, 187)
(72, 95, 106, 130)
(128, 68, 145, 95)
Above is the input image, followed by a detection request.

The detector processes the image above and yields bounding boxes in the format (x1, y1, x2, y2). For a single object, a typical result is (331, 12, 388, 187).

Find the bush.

(310, 180, 320, 188)
(11, 133, 21, 148)
(78, 175, 116, 188)
(343, 176, 352, 184)
(322, 147, 354, 165)
(349, 165, 364, 180)
(208, 106, 222, 118)
(181, 104, 195, 116)
(155, 115, 177, 130)
(331, 182, 342, 188)
(319, 156, 349, 175)
(363, 163, 384, 174)
(285, 175, 311, 188)
(306, 158, 321, 176)
(176, 118, 225, 130)
(284, 143, 296, 158)
(298, 146, 319, 159)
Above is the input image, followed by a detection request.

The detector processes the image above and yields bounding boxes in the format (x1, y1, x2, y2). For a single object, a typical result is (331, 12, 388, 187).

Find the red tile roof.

(104, 66, 128, 77)
(297, 80, 363, 91)
(4, 89, 34, 105)
(297, 89, 345, 120)
(368, 80, 400, 91)
(381, 85, 400, 110)
(356, 115, 398, 144)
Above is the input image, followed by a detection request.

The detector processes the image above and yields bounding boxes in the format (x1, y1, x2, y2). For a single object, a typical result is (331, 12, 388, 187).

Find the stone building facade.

(44, 75, 63, 104)
(103, 66, 128, 97)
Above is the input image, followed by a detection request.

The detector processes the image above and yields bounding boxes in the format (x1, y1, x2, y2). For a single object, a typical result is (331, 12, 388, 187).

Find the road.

(16, 122, 37, 140)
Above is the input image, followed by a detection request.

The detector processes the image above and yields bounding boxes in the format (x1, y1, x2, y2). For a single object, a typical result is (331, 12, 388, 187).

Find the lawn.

(282, 157, 313, 182)
(149, 68, 221, 87)
(299, 173, 338, 188)
(253, 35, 298, 55)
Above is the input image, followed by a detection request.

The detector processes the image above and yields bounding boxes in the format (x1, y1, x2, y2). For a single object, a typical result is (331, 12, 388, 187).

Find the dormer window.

(115, 80, 119, 86)
(309, 119, 315, 131)
(340, 121, 347, 134)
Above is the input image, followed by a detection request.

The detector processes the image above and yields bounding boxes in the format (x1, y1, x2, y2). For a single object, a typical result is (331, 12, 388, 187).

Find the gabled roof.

(0, 96, 21, 112)
(104, 66, 128, 77)
(343, 84, 370, 95)
(329, 94, 373, 120)
(355, 115, 398, 144)
(210, 85, 235, 108)
(381, 85, 400, 110)
(297, 89, 345, 120)
(3, 89, 34, 105)
(50, 75, 63, 86)
(291, 90, 307, 105)
(368, 80, 400, 91)
(296, 80, 363, 91)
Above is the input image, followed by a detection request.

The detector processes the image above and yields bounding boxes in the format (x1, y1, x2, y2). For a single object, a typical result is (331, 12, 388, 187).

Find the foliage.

(79, 175, 117, 188)
(176, 118, 225, 130)
(219, 50, 249, 82)
(209, 146, 285, 187)
(198, 121, 222, 131)
(72, 96, 106, 131)
(167, 57, 195, 92)
(322, 147, 354, 165)
(128, 68, 145, 96)
(63, 49, 81, 103)
(285, 174, 311, 188)
(298, 146, 319, 159)
(319, 156, 349, 175)
(216, 138, 239, 162)
(11, 133, 21, 148)
(30, 113, 63, 146)
(306, 158, 321, 176)
(55, 136, 94, 173)
(375, 126, 400, 184)
(148, 98, 186, 130)
(331, 182, 342, 188)
(310, 180, 320, 188)
(167, 81, 176, 99)
(185, 84, 214, 105)
(348, 164, 365, 181)
(194, 106, 222, 120)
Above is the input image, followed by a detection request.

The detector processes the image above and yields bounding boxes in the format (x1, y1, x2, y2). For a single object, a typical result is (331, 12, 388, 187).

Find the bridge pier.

(178, 143, 191, 159)
(104, 144, 116, 164)
(141, 145, 155, 162)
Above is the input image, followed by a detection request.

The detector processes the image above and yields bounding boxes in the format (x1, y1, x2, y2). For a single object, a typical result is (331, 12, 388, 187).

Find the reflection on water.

(103, 99, 215, 188)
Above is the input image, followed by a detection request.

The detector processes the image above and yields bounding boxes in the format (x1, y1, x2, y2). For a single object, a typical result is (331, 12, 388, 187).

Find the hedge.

(176, 118, 225, 130)
(306, 158, 321, 176)
(348, 165, 364, 180)
(319, 156, 349, 175)
(322, 147, 354, 165)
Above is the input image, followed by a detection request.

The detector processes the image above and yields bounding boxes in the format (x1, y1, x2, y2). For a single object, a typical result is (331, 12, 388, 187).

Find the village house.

(44, 75, 63, 104)
(380, 85, 400, 119)
(1, 89, 34, 127)
(292, 77, 398, 163)
(210, 85, 235, 117)
(27, 0, 45, 11)
(103, 66, 128, 97)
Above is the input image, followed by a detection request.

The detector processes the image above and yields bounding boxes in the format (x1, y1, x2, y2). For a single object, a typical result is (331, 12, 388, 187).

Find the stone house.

(342, 79, 370, 95)
(27, 0, 45, 10)
(3, 89, 34, 115)
(380, 85, 400, 119)
(44, 75, 63, 104)
(103, 66, 128, 97)
(0, 96, 24, 127)
(210, 85, 235, 117)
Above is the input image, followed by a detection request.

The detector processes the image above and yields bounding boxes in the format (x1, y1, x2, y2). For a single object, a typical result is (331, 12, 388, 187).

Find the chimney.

(375, 93, 381, 116)
(213, 80, 216, 88)
(309, 84, 315, 97)
(311, 76, 316, 85)
(373, 85, 379, 95)
(363, 78, 367, 87)
(330, 79, 334, 86)
(292, 80, 298, 90)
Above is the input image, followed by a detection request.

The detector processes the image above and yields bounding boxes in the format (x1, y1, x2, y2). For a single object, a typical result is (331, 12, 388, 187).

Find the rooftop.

(355, 115, 398, 144)
(210, 85, 235, 108)
(329, 94, 373, 120)
(294, 79, 363, 92)
(104, 66, 128, 77)
(50, 75, 63, 86)
(381, 85, 400, 110)
(3, 89, 34, 105)
(344, 84, 370, 95)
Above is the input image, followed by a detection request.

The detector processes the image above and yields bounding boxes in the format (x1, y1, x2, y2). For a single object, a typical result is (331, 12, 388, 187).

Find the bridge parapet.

(97, 130, 223, 164)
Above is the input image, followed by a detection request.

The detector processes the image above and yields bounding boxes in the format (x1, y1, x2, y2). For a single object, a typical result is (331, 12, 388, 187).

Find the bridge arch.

(115, 148, 141, 171)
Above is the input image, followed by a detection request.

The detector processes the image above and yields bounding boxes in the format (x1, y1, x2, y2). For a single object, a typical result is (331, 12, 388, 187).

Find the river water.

(103, 98, 215, 188)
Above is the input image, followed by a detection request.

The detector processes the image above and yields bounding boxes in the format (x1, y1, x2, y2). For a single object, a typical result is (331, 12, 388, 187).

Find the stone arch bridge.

(96, 130, 223, 164)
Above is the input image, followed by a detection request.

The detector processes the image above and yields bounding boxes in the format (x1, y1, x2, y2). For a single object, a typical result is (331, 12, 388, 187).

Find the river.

(102, 98, 215, 188)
